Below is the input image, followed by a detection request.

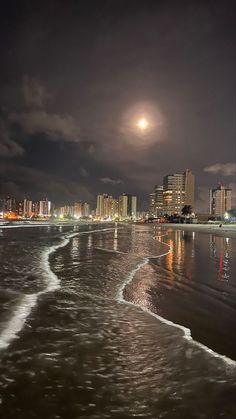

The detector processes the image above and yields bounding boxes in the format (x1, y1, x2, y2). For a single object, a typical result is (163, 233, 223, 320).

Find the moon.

(137, 117, 148, 130)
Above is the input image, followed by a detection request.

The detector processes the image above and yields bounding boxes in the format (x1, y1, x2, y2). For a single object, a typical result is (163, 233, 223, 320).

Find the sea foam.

(0, 234, 74, 351)
(0, 227, 119, 351)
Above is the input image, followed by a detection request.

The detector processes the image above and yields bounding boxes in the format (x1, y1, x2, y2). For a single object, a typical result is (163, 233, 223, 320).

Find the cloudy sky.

(0, 0, 235, 211)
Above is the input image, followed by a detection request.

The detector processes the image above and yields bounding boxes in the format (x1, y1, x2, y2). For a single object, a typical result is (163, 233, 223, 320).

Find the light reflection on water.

(125, 226, 236, 361)
(154, 229, 234, 284)
(209, 235, 231, 282)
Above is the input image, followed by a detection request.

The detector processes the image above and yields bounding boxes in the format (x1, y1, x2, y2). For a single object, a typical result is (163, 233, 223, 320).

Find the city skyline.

(1, 178, 233, 219)
(0, 1, 235, 212)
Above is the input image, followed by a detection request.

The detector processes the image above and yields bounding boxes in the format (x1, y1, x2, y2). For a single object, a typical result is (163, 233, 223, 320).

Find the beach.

(152, 222, 236, 237)
(0, 223, 235, 418)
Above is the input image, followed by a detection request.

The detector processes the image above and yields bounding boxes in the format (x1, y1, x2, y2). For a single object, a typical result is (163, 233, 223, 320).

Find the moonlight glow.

(137, 118, 148, 130)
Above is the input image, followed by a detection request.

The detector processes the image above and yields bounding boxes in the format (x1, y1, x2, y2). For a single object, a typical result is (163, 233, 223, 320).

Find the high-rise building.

(0, 199, 4, 216)
(163, 173, 185, 215)
(23, 199, 33, 218)
(118, 194, 128, 219)
(118, 194, 137, 220)
(155, 185, 164, 216)
(109, 198, 119, 219)
(210, 184, 232, 217)
(3, 197, 16, 213)
(39, 198, 51, 217)
(96, 195, 104, 218)
(103, 195, 113, 219)
(149, 192, 156, 217)
(82, 202, 90, 217)
(74, 202, 82, 218)
(57, 205, 74, 218)
(54, 205, 73, 218)
(96, 193, 136, 220)
(184, 169, 195, 208)
(96, 194, 115, 220)
(32, 202, 39, 216)
(163, 170, 195, 215)
(131, 196, 137, 219)
(16, 201, 23, 217)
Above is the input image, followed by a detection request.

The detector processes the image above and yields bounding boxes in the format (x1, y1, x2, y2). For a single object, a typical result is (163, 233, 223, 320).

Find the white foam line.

(0, 227, 120, 352)
(0, 224, 123, 230)
(0, 233, 75, 351)
(115, 231, 236, 367)
(0, 294, 37, 350)
(0, 224, 60, 229)
(79, 227, 122, 235)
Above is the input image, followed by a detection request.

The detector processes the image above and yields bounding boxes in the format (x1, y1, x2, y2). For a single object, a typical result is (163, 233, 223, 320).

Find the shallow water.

(0, 223, 235, 418)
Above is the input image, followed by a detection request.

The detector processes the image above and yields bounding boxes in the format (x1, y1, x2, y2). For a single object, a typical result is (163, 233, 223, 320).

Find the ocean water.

(0, 223, 235, 419)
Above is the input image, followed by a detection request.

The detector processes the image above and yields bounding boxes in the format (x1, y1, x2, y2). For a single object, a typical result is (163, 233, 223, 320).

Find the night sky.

(0, 0, 235, 211)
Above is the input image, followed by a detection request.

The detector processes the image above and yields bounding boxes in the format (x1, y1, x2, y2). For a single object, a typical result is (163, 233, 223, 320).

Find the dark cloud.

(22, 75, 51, 108)
(0, 163, 93, 204)
(9, 111, 80, 142)
(0, 119, 24, 157)
(0, 180, 20, 198)
(80, 168, 88, 177)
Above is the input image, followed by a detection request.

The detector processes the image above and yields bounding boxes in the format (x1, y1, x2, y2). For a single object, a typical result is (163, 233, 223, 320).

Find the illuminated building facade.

(39, 198, 51, 217)
(149, 185, 164, 217)
(82, 202, 90, 217)
(149, 192, 156, 217)
(184, 169, 195, 209)
(74, 202, 82, 218)
(163, 169, 195, 215)
(155, 185, 164, 216)
(96, 193, 136, 220)
(96, 194, 118, 220)
(118, 194, 137, 220)
(23, 199, 33, 218)
(3, 197, 16, 213)
(96, 195, 104, 218)
(210, 184, 231, 217)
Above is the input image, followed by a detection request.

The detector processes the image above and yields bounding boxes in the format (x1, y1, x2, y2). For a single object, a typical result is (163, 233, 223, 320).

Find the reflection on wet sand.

(125, 226, 236, 360)
(210, 235, 231, 281)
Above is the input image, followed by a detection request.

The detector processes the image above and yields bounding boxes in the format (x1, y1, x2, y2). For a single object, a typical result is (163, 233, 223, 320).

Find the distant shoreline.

(153, 223, 236, 237)
(0, 220, 89, 229)
(1, 220, 236, 238)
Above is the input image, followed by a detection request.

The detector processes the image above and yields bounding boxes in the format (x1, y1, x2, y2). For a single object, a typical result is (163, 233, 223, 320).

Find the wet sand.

(155, 223, 236, 238)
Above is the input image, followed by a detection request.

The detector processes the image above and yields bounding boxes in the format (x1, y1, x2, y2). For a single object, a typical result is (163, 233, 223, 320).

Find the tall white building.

(210, 184, 232, 217)
(118, 194, 137, 220)
(39, 198, 51, 217)
(96, 195, 104, 218)
(96, 193, 136, 220)
(131, 196, 137, 219)
(23, 199, 32, 218)
(74, 202, 82, 218)
(163, 169, 195, 215)
(119, 194, 128, 219)
(96, 194, 117, 220)
(149, 193, 156, 217)
(82, 202, 90, 217)
(184, 169, 195, 209)
(149, 185, 164, 217)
